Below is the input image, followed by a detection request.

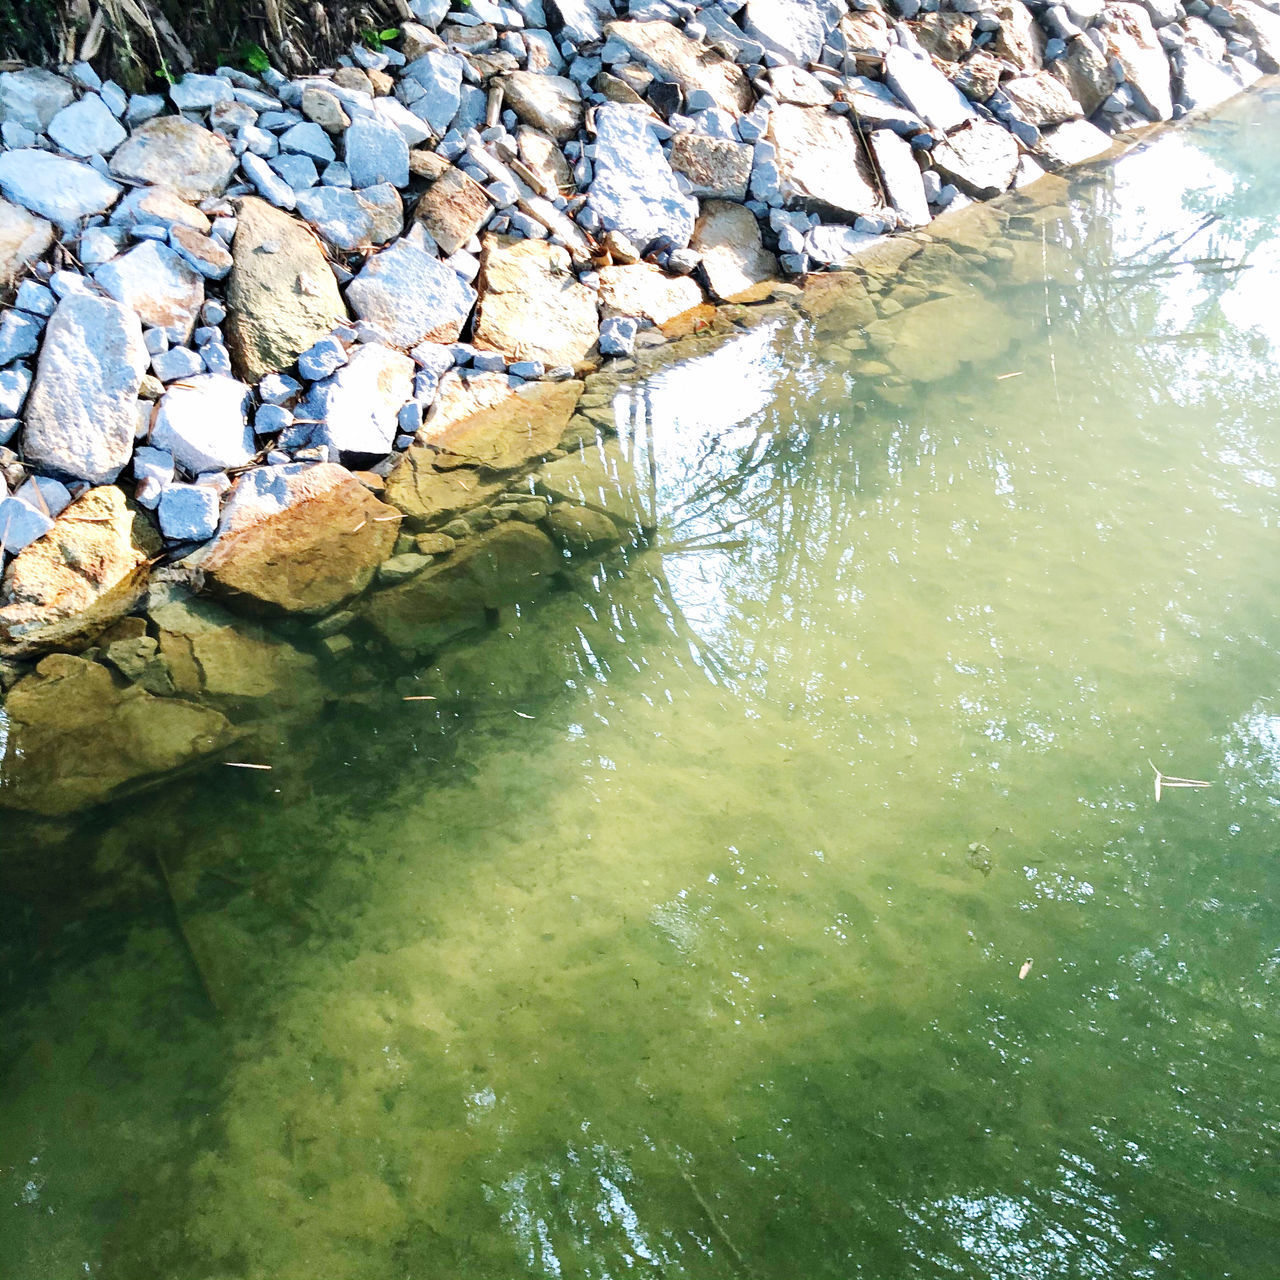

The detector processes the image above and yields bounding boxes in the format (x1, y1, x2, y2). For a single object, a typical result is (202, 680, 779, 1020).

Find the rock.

(295, 183, 403, 252)
(0, 654, 233, 815)
(0, 197, 52, 289)
(743, 0, 841, 65)
(990, 0, 1046, 70)
(930, 120, 1020, 198)
(426, 369, 519, 434)
(384, 450, 507, 529)
(883, 47, 978, 134)
(420, 378, 583, 469)
(297, 344, 415, 455)
(546, 0, 615, 43)
(362, 521, 561, 652)
(346, 237, 477, 347)
(471, 236, 600, 367)
(517, 126, 574, 195)
(912, 11, 977, 60)
(843, 76, 927, 136)
(344, 115, 411, 188)
(302, 86, 351, 133)
(604, 20, 754, 114)
(94, 240, 204, 345)
(546, 502, 621, 552)
(0, 150, 121, 231)
(401, 51, 465, 134)
(767, 64, 835, 107)
(879, 290, 1017, 381)
(798, 271, 879, 333)
(0, 68, 74, 131)
(598, 315, 638, 356)
(169, 225, 234, 280)
(225, 197, 348, 384)
(1034, 118, 1114, 169)
(109, 116, 238, 202)
(0, 486, 161, 658)
(1001, 71, 1084, 125)
(1051, 35, 1118, 115)
(158, 483, 220, 542)
(767, 105, 881, 220)
(0, 497, 52, 554)
(498, 72, 583, 141)
(533, 437, 644, 528)
(46, 93, 127, 157)
(669, 133, 752, 201)
(690, 199, 779, 302)
(867, 130, 930, 229)
(413, 166, 493, 256)
(169, 73, 234, 111)
(1228, 0, 1280, 71)
(111, 185, 211, 235)
(951, 50, 1006, 102)
(596, 262, 703, 324)
(151, 374, 254, 475)
(1100, 3, 1173, 119)
(199, 462, 401, 615)
(804, 224, 882, 266)
(1178, 45, 1244, 108)
(280, 121, 336, 163)
(22, 294, 147, 485)
(587, 104, 698, 252)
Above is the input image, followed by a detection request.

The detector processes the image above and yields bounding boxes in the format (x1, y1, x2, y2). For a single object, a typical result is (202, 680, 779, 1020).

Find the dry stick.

(152, 849, 222, 1016)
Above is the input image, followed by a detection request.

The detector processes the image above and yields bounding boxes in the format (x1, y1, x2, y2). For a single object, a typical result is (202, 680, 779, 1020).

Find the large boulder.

(690, 200, 780, 302)
(94, 240, 204, 345)
(471, 236, 600, 367)
(297, 344, 415, 455)
(345, 237, 477, 347)
(225, 197, 347, 384)
(1034, 119, 1114, 170)
(0, 150, 121, 231)
(1100, 3, 1173, 120)
(596, 263, 705, 324)
(930, 120, 1021, 198)
(883, 47, 977, 134)
(295, 183, 403, 252)
(767, 106, 881, 220)
(497, 72, 584, 141)
(1228, 0, 1280, 71)
(604, 20, 754, 113)
(419, 378, 583, 470)
(0, 487, 161, 658)
(0, 68, 75, 131)
(109, 116, 238, 202)
(198, 463, 401, 615)
(22, 294, 148, 485)
(0, 197, 52, 289)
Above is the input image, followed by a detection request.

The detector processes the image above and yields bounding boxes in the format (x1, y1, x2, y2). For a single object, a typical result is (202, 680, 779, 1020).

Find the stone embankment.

(0, 0, 1272, 813)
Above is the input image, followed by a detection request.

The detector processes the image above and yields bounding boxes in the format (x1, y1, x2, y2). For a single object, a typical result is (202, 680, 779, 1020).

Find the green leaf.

(379, 27, 400, 40)
(238, 41, 271, 74)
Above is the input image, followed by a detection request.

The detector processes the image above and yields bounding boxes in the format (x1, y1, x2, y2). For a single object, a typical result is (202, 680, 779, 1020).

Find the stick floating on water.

(1148, 759, 1212, 803)
(223, 762, 273, 771)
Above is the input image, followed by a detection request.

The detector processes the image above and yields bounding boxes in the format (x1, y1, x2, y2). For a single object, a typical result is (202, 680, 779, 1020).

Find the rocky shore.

(0, 0, 1272, 813)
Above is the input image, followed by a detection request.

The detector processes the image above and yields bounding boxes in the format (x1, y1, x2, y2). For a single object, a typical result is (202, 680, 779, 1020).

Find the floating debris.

(1148, 760, 1212, 803)
(223, 761, 272, 770)
(1019, 959, 1033, 980)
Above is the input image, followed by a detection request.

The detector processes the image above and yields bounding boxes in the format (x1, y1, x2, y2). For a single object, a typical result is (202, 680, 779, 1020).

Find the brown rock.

(691, 200, 780, 302)
(108, 116, 238, 203)
(595, 71, 648, 105)
(471, 236, 600, 367)
(798, 272, 879, 334)
(498, 72, 584, 141)
(333, 67, 374, 94)
(225, 197, 347, 384)
(912, 11, 976, 60)
(301, 86, 351, 133)
(597, 262, 705, 324)
(1002, 71, 1083, 125)
(545, 503, 623, 552)
(840, 9, 893, 59)
(442, 20, 497, 50)
(401, 20, 446, 60)
(605, 20, 754, 114)
(1099, 2, 1173, 119)
(880, 291, 1018, 381)
(767, 106, 881, 220)
(0, 196, 53, 289)
(413, 166, 493, 257)
(0, 487, 161, 659)
(409, 149, 453, 180)
(422, 378, 583, 470)
(951, 50, 1006, 102)
(990, 0, 1046, 70)
(384, 453, 508, 530)
(668, 133, 752, 201)
(425, 369, 522, 435)
(516, 127, 573, 195)
(1050, 36, 1117, 115)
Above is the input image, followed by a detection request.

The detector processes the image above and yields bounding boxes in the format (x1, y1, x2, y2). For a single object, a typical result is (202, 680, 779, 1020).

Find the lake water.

(3, 91, 1279, 1278)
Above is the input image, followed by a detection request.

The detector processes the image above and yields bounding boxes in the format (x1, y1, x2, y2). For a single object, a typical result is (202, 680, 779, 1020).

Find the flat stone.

(0, 197, 52, 289)
(952, 50, 1006, 102)
(1034, 118, 1114, 170)
(604, 20, 754, 114)
(109, 116, 238, 202)
(111, 185, 212, 234)
(151, 374, 255, 475)
(169, 224, 234, 280)
(867, 130, 930, 229)
(295, 183, 403, 252)
(94, 240, 204, 344)
(0, 486, 161, 657)
(596, 262, 704, 324)
(199, 462, 401, 615)
(517, 126, 573, 195)
(880, 290, 1018, 381)
(169, 73, 234, 111)
(225, 196, 348, 383)
(843, 76, 926, 136)
(298, 344, 415, 455)
(22, 294, 147, 485)
(158, 483, 220, 542)
(768, 105, 881, 220)
(930, 119, 1021, 198)
(587, 104, 698, 251)
(669, 133, 752, 201)
(691, 199, 779, 302)
(46, 93, 127, 157)
(344, 114, 410, 188)
(420, 377, 583, 469)
(401, 51, 466, 134)
(346, 237, 477, 347)
(1001, 71, 1084, 125)
(1100, 2, 1173, 119)
(798, 271, 879, 333)
(742, 0, 841, 65)
(546, 502, 621, 551)
(0, 150, 121, 231)
(497, 72, 583, 141)
(0, 69, 74, 131)
(384, 451, 507, 529)
(884, 46, 978, 133)
(414, 165, 493, 256)
(471, 236, 600, 367)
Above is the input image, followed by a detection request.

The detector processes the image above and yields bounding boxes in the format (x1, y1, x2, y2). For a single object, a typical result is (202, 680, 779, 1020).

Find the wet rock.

(0, 68, 74, 131)
(0, 150, 121, 231)
(498, 72, 584, 141)
(346, 237, 477, 347)
(1001, 71, 1084, 125)
(884, 47, 978, 134)
(413, 166, 493, 256)
(46, 93, 127, 157)
(0, 486, 161, 658)
(199, 462, 402, 615)
(1034, 118, 1114, 170)
(930, 120, 1020, 198)
(344, 114, 411, 188)
(798, 271, 881, 334)
(0, 654, 234, 816)
(471, 236, 599, 367)
(545, 502, 622, 552)
(23, 294, 147, 485)
(990, 0, 1047, 70)
(669, 133, 752, 201)
(363, 521, 561, 652)
(1100, 3, 1173, 119)
(295, 183, 404, 252)
(604, 20, 754, 114)
(297, 344, 415, 455)
(151, 374, 255, 475)
(0, 197, 52, 289)
(879, 291, 1018, 381)
(597, 262, 704, 324)
(691, 200, 780, 302)
(867, 130, 930, 229)
(768, 106, 881, 221)
(109, 116, 239, 202)
(94, 241, 204, 345)
(225, 197, 348, 384)
(743, 0, 841, 65)
(587, 104, 698, 252)
(384, 452, 507, 529)
(533, 437, 645, 528)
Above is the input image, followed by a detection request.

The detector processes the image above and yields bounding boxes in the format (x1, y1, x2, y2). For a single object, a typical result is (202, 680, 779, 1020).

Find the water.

(4, 94, 1280, 1277)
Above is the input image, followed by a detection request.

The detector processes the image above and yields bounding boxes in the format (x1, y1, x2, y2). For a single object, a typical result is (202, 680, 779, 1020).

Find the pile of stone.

(0, 0, 1273, 590)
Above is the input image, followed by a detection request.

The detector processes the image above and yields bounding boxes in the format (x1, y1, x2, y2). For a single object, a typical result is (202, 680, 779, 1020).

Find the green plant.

(237, 40, 271, 74)
(359, 26, 400, 49)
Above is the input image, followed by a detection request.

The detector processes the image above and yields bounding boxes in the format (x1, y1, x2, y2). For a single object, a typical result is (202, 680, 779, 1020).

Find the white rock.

(0, 150, 121, 231)
(345, 115, 411, 189)
(346, 237, 478, 347)
(159, 482, 221, 541)
(742, 0, 841, 65)
(0, 68, 75, 132)
(151, 374, 255, 475)
(242, 152, 297, 210)
(867, 129, 930, 228)
(298, 343, 415, 455)
(170, 73, 235, 112)
(94, 240, 205, 344)
(46, 93, 128, 158)
(884, 46, 978, 133)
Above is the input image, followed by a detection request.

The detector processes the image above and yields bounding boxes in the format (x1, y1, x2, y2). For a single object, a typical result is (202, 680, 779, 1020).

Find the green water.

(4, 94, 1280, 1277)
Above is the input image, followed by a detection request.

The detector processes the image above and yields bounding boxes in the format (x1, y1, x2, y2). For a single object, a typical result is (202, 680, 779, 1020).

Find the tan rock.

(401, 20, 446, 60)
(1099, 2, 1172, 119)
(498, 72, 584, 141)
(990, 0, 1045, 70)
(0, 487, 161, 659)
(425, 369, 521, 435)
(0, 654, 234, 815)
(668, 133, 752, 201)
(912, 11, 976, 61)
(840, 9, 893, 59)
(516, 127, 573, 195)
(333, 67, 374, 95)
(1050, 35, 1117, 115)
(409, 149, 453, 181)
(798, 272, 878, 334)
(545, 503, 623, 552)
(533, 438, 646, 528)
(767, 106, 881, 220)
(597, 262, 705, 323)
(199, 463, 400, 616)
(931, 119, 1020, 198)
(0, 196, 53, 289)
(605, 20, 754, 113)
(766, 64, 834, 106)
(471, 236, 600, 367)
(595, 71, 648, 105)
(301, 86, 351, 133)
(951, 50, 1005, 101)
(691, 200, 780, 302)
(1002, 71, 1083, 125)
(413, 166, 492, 257)
(225, 197, 347, 384)
(108, 116, 238, 203)
(384, 452, 508, 530)
(879, 291, 1018, 381)
(422, 378, 583, 470)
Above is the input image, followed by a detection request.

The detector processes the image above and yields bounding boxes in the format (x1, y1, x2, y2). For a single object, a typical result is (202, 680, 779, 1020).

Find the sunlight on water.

(2, 92, 1280, 1279)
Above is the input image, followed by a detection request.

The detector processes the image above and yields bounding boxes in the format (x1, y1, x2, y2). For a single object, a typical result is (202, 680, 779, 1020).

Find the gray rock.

(867, 129, 930, 228)
(94, 240, 204, 344)
(0, 364, 32, 416)
(151, 374, 255, 475)
(133, 445, 175, 490)
(0, 311, 41, 364)
(295, 183, 404, 252)
(843, 75, 928, 135)
(668, 131, 753, 200)
(23, 294, 147, 484)
(46, 93, 128, 157)
(297, 343, 416, 454)
(241, 151, 297, 210)
(884, 46, 978, 133)
(546, 0, 616, 43)
(151, 345, 205, 382)
(931, 119, 1021, 197)
(587, 104, 698, 251)
(743, 0, 841, 64)
(373, 96, 434, 147)
(0, 150, 121, 231)
(401, 52, 466, 135)
(767, 105, 881, 220)
(0, 69, 75, 132)
(598, 314, 638, 355)
(1100, 2, 1173, 119)
(0, 495, 53, 554)
(803, 223, 881, 265)
(346, 238, 478, 347)
(297, 334, 349, 381)
(159, 483, 221, 541)
(109, 116, 239, 202)
(169, 73, 235, 111)
(280, 120, 336, 162)
(344, 115, 411, 189)
(15, 475, 72, 518)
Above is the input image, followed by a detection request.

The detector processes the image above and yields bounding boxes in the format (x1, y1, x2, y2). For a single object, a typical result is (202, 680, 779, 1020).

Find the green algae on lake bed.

(3, 91, 1280, 1278)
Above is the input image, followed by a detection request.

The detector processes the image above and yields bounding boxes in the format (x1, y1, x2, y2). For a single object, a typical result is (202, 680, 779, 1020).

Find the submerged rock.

(877, 291, 1019, 382)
